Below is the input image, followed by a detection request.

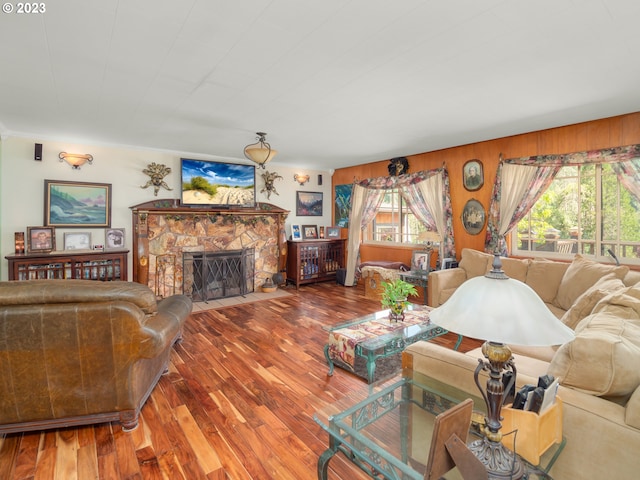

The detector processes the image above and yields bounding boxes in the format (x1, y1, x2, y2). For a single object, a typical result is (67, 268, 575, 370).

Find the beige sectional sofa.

(408, 249, 640, 479)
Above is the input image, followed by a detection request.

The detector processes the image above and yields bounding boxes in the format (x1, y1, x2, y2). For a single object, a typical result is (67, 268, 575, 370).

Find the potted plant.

(380, 278, 418, 321)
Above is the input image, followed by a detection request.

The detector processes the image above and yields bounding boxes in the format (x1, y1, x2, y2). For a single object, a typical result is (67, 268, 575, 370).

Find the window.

(513, 164, 640, 264)
(362, 189, 429, 244)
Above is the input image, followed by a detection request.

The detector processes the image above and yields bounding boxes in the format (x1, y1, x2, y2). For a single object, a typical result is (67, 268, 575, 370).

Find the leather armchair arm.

(139, 295, 192, 358)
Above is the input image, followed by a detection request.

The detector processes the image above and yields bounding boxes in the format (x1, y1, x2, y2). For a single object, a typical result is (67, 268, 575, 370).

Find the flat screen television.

(180, 158, 256, 207)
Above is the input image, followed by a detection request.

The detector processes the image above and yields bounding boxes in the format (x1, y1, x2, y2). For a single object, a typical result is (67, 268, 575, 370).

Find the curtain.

(485, 144, 640, 253)
(344, 168, 454, 286)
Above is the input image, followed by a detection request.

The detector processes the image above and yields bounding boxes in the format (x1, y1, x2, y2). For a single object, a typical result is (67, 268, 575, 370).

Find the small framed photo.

(105, 228, 125, 249)
(411, 250, 431, 273)
(302, 225, 318, 240)
(462, 198, 486, 235)
(291, 224, 302, 241)
(326, 226, 340, 238)
(296, 191, 323, 216)
(64, 231, 91, 250)
(463, 159, 483, 191)
(27, 226, 55, 253)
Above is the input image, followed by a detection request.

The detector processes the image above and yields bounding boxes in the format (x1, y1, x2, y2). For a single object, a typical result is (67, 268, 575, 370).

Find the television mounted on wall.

(180, 158, 256, 208)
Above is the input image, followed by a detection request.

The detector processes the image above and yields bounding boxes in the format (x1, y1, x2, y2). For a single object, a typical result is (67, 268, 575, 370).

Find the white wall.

(0, 136, 333, 281)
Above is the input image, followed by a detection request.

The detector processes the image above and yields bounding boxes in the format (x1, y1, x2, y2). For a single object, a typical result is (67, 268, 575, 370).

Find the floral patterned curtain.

(485, 144, 640, 254)
(344, 168, 454, 286)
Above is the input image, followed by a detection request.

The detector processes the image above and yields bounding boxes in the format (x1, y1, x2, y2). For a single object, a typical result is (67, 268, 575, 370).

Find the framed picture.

(296, 191, 323, 216)
(334, 184, 352, 227)
(27, 226, 55, 253)
(326, 226, 340, 238)
(302, 225, 318, 240)
(319, 226, 325, 239)
(105, 228, 125, 249)
(411, 250, 431, 273)
(44, 180, 112, 228)
(64, 231, 91, 250)
(462, 198, 486, 235)
(291, 224, 302, 241)
(463, 159, 483, 191)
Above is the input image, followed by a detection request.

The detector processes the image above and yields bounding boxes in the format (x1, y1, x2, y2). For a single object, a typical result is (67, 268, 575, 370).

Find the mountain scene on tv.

(182, 159, 255, 206)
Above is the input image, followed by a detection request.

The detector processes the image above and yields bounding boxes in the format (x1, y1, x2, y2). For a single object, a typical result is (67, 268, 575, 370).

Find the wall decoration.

(461, 198, 486, 235)
(141, 162, 173, 196)
(388, 157, 409, 176)
(296, 191, 323, 216)
(291, 224, 302, 241)
(105, 228, 125, 249)
(64, 232, 91, 250)
(27, 226, 55, 253)
(260, 170, 283, 199)
(334, 184, 352, 227)
(302, 225, 318, 240)
(463, 159, 483, 191)
(45, 180, 112, 228)
(327, 226, 340, 238)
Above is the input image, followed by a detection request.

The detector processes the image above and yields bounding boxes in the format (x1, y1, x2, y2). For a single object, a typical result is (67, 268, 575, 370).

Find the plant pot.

(389, 298, 406, 322)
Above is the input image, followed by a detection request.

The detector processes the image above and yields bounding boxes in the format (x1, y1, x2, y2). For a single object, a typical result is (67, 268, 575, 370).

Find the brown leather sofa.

(0, 280, 192, 434)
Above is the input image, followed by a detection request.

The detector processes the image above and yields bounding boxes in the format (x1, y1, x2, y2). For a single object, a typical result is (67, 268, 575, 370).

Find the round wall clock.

(388, 157, 409, 176)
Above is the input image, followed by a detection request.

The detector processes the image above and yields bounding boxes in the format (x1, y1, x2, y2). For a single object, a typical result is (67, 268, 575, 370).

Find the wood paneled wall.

(332, 112, 640, 263)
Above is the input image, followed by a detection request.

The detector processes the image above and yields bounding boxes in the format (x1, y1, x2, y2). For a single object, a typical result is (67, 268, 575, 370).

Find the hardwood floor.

(0, 282, 480, 480)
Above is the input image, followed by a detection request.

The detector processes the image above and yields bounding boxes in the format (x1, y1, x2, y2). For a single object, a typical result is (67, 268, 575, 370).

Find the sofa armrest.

(140, 295, 192, 358)
(427, 268, 467, 306)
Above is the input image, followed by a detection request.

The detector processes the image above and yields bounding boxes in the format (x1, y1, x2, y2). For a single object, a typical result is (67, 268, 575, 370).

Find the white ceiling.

(1, 0, 639, 170)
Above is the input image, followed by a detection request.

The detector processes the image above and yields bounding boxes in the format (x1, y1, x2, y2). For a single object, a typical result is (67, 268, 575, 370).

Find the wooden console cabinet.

(6, 249, 129, 281)
(287, 239, 346, 289)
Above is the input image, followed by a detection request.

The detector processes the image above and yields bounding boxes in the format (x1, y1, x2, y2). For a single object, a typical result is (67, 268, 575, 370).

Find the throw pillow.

(554, 254, 628, 311)
(500, 257, 530, 282)
(525, 259, 570, 304)
(549, 311, 640, 397)
(458, 248, 492, 279)
(560, 274, 626, 330)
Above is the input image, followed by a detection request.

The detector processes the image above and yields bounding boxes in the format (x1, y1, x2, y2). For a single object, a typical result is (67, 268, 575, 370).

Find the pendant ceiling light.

(244, 132, 277, 169)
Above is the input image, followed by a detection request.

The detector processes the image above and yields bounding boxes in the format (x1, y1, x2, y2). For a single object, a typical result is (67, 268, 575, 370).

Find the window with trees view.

(513, 164, 640, 264)
(362, 189, 429, 244)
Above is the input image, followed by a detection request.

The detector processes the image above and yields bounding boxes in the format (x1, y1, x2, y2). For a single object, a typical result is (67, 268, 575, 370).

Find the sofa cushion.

(554, 254, 629, 311)
(560, 274, 626, 329)
(525, 259, 570, 304)
(549, 287, 640, 397)
(458, 248, 492, 279)
(500, 256, 530, 282)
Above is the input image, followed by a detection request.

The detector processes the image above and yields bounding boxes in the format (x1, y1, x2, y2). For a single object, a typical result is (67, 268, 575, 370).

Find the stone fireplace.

(130, 200, 288, 297)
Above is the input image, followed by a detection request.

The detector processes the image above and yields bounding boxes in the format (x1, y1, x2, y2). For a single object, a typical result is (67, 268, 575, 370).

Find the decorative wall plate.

(388, 157, 409, 176)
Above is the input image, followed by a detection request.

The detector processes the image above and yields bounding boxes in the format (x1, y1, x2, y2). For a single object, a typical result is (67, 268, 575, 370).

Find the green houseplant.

(380, 278, 418, 321)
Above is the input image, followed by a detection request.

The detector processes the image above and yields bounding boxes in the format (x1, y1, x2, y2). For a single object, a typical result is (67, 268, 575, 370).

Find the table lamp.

(429, 254, 574, 479)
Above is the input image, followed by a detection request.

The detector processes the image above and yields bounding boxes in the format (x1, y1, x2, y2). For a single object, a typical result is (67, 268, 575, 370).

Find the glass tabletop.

(321, 303, 431, 332)
(314, 370, 485, 479)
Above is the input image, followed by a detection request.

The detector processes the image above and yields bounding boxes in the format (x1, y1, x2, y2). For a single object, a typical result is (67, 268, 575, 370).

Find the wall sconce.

(59, 152, 93, 169)
(294, 174, 310, 186)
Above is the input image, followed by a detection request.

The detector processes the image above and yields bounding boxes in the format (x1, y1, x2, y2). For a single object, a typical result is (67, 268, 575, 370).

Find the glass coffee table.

(314, 370, 565, 480)
(323, 304, 462, 383)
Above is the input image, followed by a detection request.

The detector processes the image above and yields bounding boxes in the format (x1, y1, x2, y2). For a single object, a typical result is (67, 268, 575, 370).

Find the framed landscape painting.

(296, 191, 323, 216)
(44, 180, 112, 228)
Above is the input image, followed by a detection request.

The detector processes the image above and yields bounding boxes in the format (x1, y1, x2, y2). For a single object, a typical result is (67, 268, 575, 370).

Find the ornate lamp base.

(469, 435, 524, 479)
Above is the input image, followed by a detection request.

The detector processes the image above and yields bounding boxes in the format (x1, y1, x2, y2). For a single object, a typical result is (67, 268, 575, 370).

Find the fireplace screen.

(183, 249, 255, 302)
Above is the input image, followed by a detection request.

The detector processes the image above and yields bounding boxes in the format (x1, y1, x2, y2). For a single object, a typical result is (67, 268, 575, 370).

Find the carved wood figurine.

(261, 170, 283, 199)
(141, 163, 173, 196)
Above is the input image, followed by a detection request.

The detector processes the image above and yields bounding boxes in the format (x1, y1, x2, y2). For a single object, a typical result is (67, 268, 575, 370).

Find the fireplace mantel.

(130, 199, 289, 295)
